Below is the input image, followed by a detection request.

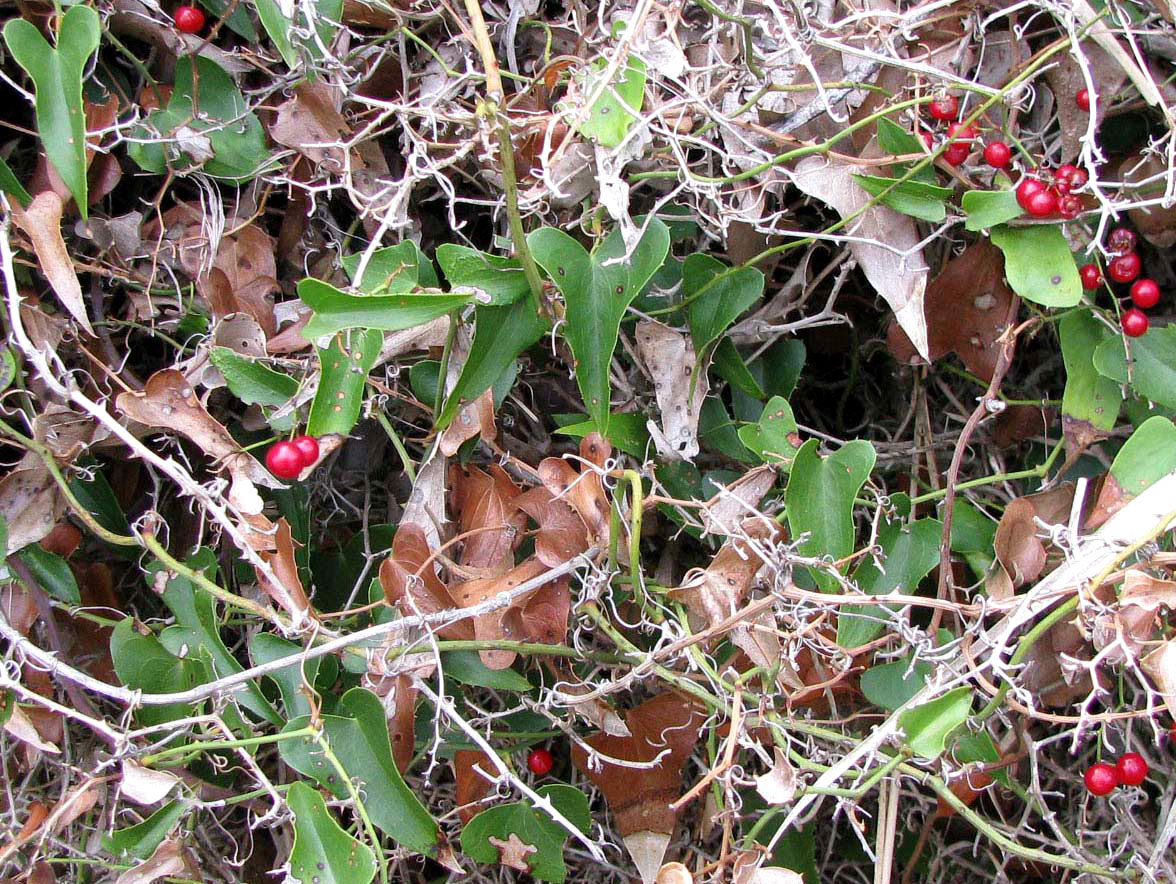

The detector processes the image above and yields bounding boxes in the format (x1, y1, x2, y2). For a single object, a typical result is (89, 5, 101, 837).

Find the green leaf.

(684, 255, 764, 359)
(951, 730, 1009, 786)
(553, 412, 650, 457)
(529, 220, 669, 434)
(461, 784, 590, 882)
(287, 781, 377, 884)
(1059, 310, 1123, 433)
(962, 189, 1023, 231)
(876, 118, 924, 155)
(989, 225, 1082, 307)
(280, 688, 439, 854)
(254, 0, 340, 68)
(150, 550, 281, 725)
(0, 155, 31, 208)
(852, 175, 950, 222)
(785, 439, 876, 591)
(737, 397, 800, 469)
(437, 300, 546, 429)
(837, 517, 941, 648)
(249, 633, 336, 720)
(298, 279, 467, 339)
(14, 543, 80, 604)
(110, 618, 206, 725)
(3, 6, 100, 215)
(200, 0, 258, 39)
(69, 464, 132, 542)
(1093, 324, 1176, 410)
(698, 397, 756, 463)
(342, 241, 436, 294)
(860, 657, 932, 711)
(210, 347, 299, 408)
(254, 0, 298, 68)
(578, 56, 646, 148)
(437, 244, 530, 305)
(949, 500, 996, 580)
(103, 800, 192, 860)
(1109, 416, 1176, 498)
(307, 329, 383, 437)
(899, 687, 973, 759)
(761, 340, 806, 400)
(712, 338, 765, 399)
(442, 650, 532, 690)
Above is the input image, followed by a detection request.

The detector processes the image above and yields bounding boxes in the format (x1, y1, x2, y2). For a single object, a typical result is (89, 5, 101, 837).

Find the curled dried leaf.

(378, 523, 473, 641)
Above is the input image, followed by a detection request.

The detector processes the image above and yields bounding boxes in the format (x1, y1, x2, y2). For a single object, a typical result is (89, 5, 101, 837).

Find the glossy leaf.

(989, 225, 1081, 307)
(684, 254, 764, 359)
(861, 657, 931, 711)
(103, 800, 191, 860)
(785, 439, 876, 591)
(529, 220, 669, 434)
(899, 687, 973, 759)
(287, 781, 377, 884)
(460, 784, 591, 883)
(1093, 323, 1176, 410)
(578, 55, 646, 148)
(110, 618, 206, 725)
(14, 544, 80, 605)
(1109, 416, 1176, 498)
(69, 464, 132, 542)
(279, 687, 439, 854)
(1059, 309, 1122, 433)
(437, 300, 546, 429)
(437, 244, 530, 305)
(553, 412, 650, 458)
(962, 189, 1022, 231)
(306, 329, 382, 437)
(699, 397, 756, 463)
(852, 175, 950, 222)
(713, 337, 765, 399)
(0, 155, 31, 208)
(443, 650, 533, 691)
(249, 633, 336, 720)
(737, 396, 800, 468)
(3, 6, 100, 215)
(298, 279, 467, 339)
(342, 241, 438, 294)
(837, 517, 941, 648)
(210, 347, 298, 408)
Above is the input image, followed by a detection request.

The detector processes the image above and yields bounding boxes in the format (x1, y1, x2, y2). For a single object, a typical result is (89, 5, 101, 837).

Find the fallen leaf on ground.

(12, 192, 94, 335)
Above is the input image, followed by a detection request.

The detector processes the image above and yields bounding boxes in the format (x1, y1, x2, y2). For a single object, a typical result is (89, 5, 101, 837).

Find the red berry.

(920, 130, 934, 150)
(1108, 252, 1142, 283)
(1084, 762, 1119, 796)
(1130, 278, 1161, 309)
(1016, 177, 1047, 210)
(1122, 308, 1149, 338)
(983, 141, 1012, 168)
(1068, 168, 1089, 189)
(1076, 88, 1091, 112)
(1058, 193, 1082, 220)
(265, 441, 304, 479)
(929, 95, 959, 122)
(946, 122, 977, 142)
(527, 747, 554, 776)
(1025, 189, 1059, 217)
(1107, 227, 1138, 255)
(173, 4, 205, 33)
(291, 434, 321, 467)
(1079, 263, 1102, 290)
(943, 142, 970, 166)
(1117, 752, 1149, 786)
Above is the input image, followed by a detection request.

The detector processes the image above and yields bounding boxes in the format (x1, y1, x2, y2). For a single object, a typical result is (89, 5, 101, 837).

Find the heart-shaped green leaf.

(248, 633, 337, 721)
(989, 224, 1081, 307)
(287, 781, 377, 884)
(210, 347, 298, 408)
(578, 56, 646, 148)
(110, 618, 207, 726)
(899, 687, 973, 759)
(1093, 323, 1176, 410)
(684, 254, 764, 360)
(737, 396, 800, 468)
(861, 657, 932, 711)
(529, 220, 669, 434)
(437, 244, 530, 306)
(3, 6, 100, 215)
(1108, 416, 1176, 498)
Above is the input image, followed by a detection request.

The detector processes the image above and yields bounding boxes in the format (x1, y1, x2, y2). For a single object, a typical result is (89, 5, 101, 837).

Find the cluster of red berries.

(923, 95, 979, 167)
(265, 435, 320, 480)
(173, 4, 205, 33)
(1084, 752, 1148, 796)
(1077, 227, 1159, 338)
(527, 747, 554, 776)
(1014, 165, 1089, 220)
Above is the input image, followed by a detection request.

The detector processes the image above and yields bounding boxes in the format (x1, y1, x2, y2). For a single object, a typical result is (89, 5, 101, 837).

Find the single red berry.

(946, 122, 977, 142)
(1084, 762, 1119, 796)
(265, 441, 304, 480)
(1107, 227, 1138, 255)
(1058, 193, 1082, 220)
(527, 747, 554, 776)
(1108, 252, 1142, 283)
(1068, 168, 1089, 189)
(173, 4, 205, 33)
(1117, 752, 1149, 786)
(1130, 278, 1161, 309)
(1079, 263, 1102, 290)
(943, 142, 970, 166)
(1025, 188, 1059, 218)
(1122, 308, 1150, 338)
(929, 95, 959, 122)
(983, 141, 1012, 168)
(1076, 88, 1091, 112)
(1015, 177, 1047, 210)
(291, 434, 321, 467)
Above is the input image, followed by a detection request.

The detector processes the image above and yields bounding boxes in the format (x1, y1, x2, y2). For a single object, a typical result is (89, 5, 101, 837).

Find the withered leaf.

(12, 192, 94, 335)
(514, 485, 588, 567)
(450, 557, 549, 669)
(454, 748, 497, 825)
(256, 518, 312, 620)
(538, 434, 612, 549)
(450, 464, 526, 572)
(378, 523, 473, 641)
(636, 320, 708, 460)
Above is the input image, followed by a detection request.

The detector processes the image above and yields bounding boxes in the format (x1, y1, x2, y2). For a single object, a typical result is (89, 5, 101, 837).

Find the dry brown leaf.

(3, 702, 60, 754)
(450, 557, 549, 669)
(121, 760, 180, 805)
(390, 675, 416, 774)
(201, 225, 279, 338)
(733, 853, 804, 884)
(993, 406, 1054, 449)
(790, 156, 929, 361)
(701, 466, 778, 538)
(636, 320, 708, 460)
(887, 240, 1013, 382)
(439, 388, 497, 457)
(991, 484, 1077, 593)
(450, 464, 526, 572)
(1143, 640, 1176, 721)
(537, 434, 612, 548)
(256, 518, 312, 620)
(454, 748, 497, 824)
(0, 585, 38, 635)
(656, 862, 693, 884)
(114, 837, 191, 884)
(514, 485, 589, 567)
(270, 82, 349, 170)
(671, 519, 780, 633)
(754, 747, 797, 805)
(488, 833, 538, 872)
(503, 577, 570, 647)
(0, 460, 65, 555)
(378, 522, 473, 641)
(0, 802, 49, 866)
(1044, 46, 1128, 162)
(11, 192, 94, 335)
